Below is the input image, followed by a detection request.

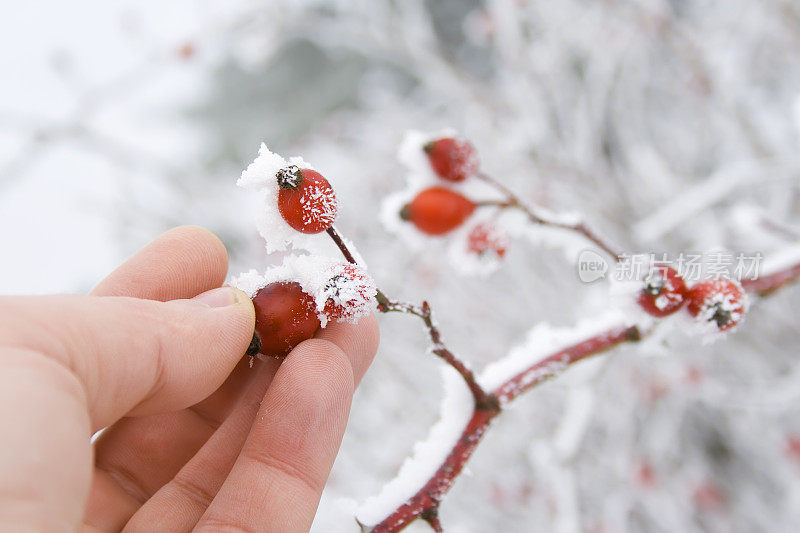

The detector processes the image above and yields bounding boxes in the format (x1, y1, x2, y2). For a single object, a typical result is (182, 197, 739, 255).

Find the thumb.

(0, 287, 255, 430)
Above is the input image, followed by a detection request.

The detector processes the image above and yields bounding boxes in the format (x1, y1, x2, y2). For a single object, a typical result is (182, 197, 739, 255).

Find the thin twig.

(325, 226, 494, 408)
(476, 172, 623, 261)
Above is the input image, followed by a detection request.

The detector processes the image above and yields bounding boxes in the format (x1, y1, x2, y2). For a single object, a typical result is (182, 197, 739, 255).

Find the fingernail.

(192, 287, 240, 308)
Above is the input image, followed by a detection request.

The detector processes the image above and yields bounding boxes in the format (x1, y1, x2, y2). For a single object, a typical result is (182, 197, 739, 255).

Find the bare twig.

(476, 172, 623, 261)
(326, 226, 495, 409)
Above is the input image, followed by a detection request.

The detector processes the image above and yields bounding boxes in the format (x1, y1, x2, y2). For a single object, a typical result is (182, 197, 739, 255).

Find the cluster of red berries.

(245, 167, 374, 358)
(636, 265, 747, 332)
(250, 262, 374, 358)
(400, 137, 480, 236)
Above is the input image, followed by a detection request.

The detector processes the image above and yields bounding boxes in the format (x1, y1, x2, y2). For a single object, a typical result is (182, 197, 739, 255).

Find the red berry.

(692, 481, 725, 510)
(467, 222, 509, 258)
(322, 264, 375, 321)
(637, 265, 687, 317)
(252, 281, 320, 357)
(277, 167, 337, 234)
(686, 278, 746, 332)
(400, 187, 476, 235)
(423, 137, 479, 182)
(178, 42, 196, 59)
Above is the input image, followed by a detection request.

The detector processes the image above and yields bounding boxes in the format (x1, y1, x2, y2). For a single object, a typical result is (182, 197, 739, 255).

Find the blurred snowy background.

(3, 0, 800, 531)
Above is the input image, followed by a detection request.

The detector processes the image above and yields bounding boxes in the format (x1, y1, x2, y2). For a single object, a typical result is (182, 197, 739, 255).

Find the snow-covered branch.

(356, 258, 800, 532)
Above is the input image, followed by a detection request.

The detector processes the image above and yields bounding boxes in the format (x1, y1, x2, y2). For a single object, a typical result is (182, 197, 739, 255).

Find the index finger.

(194, 317, 379, 533)
(91, 225, 229, 301)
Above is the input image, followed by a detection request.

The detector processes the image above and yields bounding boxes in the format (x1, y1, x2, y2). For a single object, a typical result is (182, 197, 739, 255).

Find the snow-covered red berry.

(400, 187, 476, 235)
(423, 137, 479, 182)
(277, 166, 337, 234)
(321, 263, 377, 322)
(687, 278, 747, 332)
(252, 281, 320, 357)
(467, 222, 509, 258)
(637, 265, 687, 317)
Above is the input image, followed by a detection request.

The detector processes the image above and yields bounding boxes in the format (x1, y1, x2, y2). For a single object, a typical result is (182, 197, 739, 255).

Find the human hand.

(0, 226, 380, 532)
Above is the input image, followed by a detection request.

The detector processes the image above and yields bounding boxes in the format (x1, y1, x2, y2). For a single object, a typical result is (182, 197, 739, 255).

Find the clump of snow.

(478, 308, 633, 393)
(229, 269, 269, 298)
(231, 254, 376, 327)
(356, 364, 474, 526)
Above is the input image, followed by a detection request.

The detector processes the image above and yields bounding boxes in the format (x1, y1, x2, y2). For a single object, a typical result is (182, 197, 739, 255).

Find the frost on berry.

(687, 278, 748, 336)
(423, 137, 479, 182)
(319, 263, 377, 324)
(467, 222, 509, 258)
(636, 265, 687, 317)
(278, 168, 338, 234)
(230, 255, 375, 329)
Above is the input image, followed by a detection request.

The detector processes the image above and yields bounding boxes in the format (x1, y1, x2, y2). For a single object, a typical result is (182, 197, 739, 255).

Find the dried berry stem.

(476, 172, 623, 261)
(366, 263, 800, 532)
(325, 225, 493, 407)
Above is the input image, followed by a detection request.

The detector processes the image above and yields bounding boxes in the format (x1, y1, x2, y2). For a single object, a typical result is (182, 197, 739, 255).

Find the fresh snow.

(357, 308, 636, 526)
(479, 308, 632, 393)
(356, 364, 474, 526)
(231, 254, 376, 327)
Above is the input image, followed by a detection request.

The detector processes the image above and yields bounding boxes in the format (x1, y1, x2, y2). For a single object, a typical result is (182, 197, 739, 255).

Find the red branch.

(741, 263, 800, 296)
(493, 324, 641, 404)
(364, 262, 800, 532)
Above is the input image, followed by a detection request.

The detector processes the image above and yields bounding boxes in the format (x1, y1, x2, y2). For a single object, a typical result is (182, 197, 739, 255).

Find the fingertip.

(171, 225, 229, 273)
(91, 226, 230, 301)
(315, 313, 380, 386)
(164, 225, 229, 288)
(187, 287, 256, 360)
(283, 338, 355, 398)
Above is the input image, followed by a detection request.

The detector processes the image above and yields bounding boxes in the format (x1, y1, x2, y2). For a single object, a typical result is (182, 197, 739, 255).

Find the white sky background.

(0, 1, 225, 294)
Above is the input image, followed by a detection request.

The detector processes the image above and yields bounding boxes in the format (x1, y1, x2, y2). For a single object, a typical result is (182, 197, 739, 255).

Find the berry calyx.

(637, 265, 687, 317)
(467, 222, 509, 258)
(277, 167, 337, 234)
(252, 281, 320, 357)
(321, 263, 376, 322)
(400, 186, 476, 235)
(423, 137, 479, 182)
(276, 165, 304, 190)
(686, 278, 747, 332)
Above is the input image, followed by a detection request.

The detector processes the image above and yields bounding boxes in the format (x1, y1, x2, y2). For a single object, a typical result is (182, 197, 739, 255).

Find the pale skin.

(0, 226, 380, 532)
